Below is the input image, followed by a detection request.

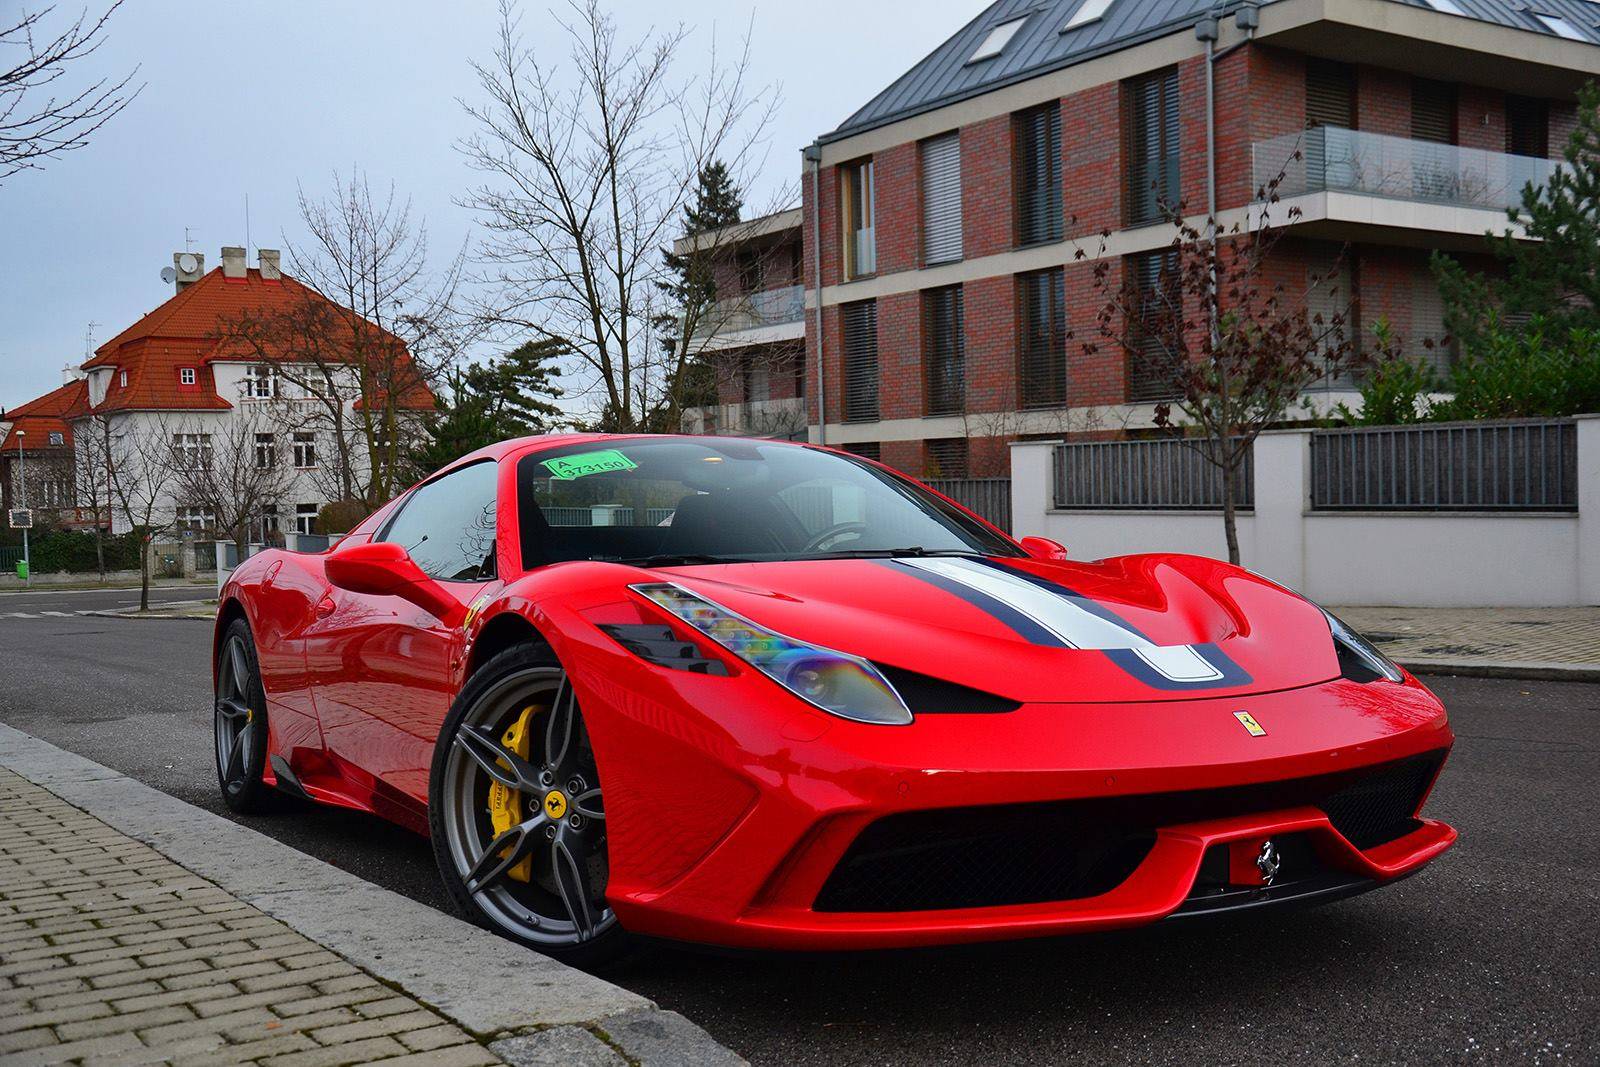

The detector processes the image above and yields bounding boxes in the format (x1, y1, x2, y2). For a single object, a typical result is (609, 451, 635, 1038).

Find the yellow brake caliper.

(486, 706, 536, 883)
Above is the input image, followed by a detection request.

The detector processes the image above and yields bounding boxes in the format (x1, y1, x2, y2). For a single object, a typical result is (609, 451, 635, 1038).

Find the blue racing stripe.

(877, 560, 1069, 648)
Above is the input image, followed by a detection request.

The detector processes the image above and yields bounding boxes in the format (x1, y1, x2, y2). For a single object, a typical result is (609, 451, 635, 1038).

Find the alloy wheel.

(439, 667, 614, 947)
(214, 634, 258, 797)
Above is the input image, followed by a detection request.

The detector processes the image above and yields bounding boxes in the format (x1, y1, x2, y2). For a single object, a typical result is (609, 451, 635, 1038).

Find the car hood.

(640, 554, 1342, 704)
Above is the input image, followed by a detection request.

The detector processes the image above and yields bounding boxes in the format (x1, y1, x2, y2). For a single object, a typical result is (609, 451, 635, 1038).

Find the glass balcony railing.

(1253, 127, 1556, 214)
(689, 284, 805, 339)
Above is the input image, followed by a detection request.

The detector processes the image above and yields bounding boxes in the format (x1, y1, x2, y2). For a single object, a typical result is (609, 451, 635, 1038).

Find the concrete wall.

(1011, 416, 1600, 607)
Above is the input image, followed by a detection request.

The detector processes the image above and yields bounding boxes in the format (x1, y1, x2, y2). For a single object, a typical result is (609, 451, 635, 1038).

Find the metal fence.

(928, 478, 1012, 532)
(1311, 419, 1577, 511)
(1053, 439, 1253, 510)
(0, 547, 22, 572)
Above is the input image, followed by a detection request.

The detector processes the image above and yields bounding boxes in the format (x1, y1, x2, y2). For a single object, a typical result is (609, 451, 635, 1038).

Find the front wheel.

(214, 618, 273, 813)
(429, 643, 632, 968)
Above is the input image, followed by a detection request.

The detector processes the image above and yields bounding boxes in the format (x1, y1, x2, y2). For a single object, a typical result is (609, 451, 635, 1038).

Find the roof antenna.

(184, 226, 196, 252)
(245, 193, 251, 257)
(84, 321, 99, 357)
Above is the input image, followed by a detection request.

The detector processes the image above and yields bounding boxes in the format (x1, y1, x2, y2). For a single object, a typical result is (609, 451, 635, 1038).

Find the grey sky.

(0, 0, 983, 408)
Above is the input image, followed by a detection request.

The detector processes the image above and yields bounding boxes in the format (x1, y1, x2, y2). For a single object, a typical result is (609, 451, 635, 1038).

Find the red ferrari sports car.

(215, 433, 1455, 965)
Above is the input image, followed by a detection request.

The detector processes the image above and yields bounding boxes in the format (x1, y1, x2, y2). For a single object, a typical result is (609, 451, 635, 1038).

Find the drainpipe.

(804, 142, 826, 446)
(1196, 4, 1259, 349)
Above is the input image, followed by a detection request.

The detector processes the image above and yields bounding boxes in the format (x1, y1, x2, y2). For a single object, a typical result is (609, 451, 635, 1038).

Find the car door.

(303, 460, 500, 812)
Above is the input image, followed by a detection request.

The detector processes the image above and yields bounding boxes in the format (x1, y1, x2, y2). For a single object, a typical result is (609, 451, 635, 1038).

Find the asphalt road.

(1, 612, 1596, 1065)
(0, 583, 211, 615)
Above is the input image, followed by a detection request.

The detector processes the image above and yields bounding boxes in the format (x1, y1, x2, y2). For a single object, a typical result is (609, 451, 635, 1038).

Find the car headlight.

(632, 583, 912, 725)
(1323, 609, 1404, 683)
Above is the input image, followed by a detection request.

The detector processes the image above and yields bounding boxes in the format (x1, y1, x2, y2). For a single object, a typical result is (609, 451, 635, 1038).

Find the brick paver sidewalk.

(1335, 605, 1600, 675)
(0, 768, 500, 1067)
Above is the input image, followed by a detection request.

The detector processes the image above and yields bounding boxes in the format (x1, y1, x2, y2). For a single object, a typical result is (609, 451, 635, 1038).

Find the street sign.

(7, 508, 31, 530)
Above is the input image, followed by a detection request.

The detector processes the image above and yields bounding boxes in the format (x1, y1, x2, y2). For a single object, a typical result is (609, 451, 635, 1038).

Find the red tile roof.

(85, 267, 435, 413)
(1, 378, 88, 452)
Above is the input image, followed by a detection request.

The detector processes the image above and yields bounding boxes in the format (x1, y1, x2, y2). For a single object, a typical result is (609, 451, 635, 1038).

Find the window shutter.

(842, 300, 879, 422)
(1506, 95, 1549, 157)
(1409, 266, 1455, 377)
(1410, 79, 1456, 144)
(1126, 69, 1181, 227)
(843, 442, 881, 462)
(1305, 60, 1355, 129)
(922, 133, 963, 265)
(1018, 269, 1067, 409)
(925, 439, 969, 479)
(1015, 105, 1063, 246)
(924, 286, 965, 416)
(1126, 251, 1183, 402)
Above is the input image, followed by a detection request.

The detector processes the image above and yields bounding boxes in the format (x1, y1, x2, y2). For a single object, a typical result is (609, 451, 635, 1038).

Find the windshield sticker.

(541, 449, 639, 481)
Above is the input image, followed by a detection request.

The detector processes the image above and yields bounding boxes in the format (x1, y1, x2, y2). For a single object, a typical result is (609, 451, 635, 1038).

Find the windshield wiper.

(801, 547, 992, 561)
(601, 553, 749, 568)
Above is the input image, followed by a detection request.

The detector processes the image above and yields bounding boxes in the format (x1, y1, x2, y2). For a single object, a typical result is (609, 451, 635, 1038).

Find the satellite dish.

(178, 253, 199, 274)
(160, 266, 177, 284)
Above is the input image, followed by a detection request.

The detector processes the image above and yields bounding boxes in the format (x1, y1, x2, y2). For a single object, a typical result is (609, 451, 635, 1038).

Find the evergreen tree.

(1435, 82, 1600, 347)
(409, 339, 565, 474)
(652, 161, 744, 422)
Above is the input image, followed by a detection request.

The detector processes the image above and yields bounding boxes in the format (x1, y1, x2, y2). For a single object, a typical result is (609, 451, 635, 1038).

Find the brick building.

(777, 0, 1600, 478)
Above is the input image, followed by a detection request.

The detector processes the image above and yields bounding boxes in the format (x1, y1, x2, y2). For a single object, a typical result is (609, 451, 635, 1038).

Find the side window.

(380, 461, 498, 581)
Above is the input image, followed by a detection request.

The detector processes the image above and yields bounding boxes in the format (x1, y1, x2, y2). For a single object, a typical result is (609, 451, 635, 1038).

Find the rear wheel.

(429, 643, 631, 968)
(214, 618, 273, 814)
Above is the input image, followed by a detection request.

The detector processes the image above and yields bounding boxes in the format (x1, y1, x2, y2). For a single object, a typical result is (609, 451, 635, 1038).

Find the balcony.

(689, 284, 805, 342)
(681, 397, 806, 440)
(1252, 127, 1556, 244)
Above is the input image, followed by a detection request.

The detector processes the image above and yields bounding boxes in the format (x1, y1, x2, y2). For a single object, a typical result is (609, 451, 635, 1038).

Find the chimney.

(221, 246, 247, 279)
(173, 251, 205, 291)
(258, 248, 282, 280)
(62, 363, 84, 386)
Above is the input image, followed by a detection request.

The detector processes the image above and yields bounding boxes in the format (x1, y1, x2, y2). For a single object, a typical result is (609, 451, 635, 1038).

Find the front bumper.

(570, 631, 1456, 951)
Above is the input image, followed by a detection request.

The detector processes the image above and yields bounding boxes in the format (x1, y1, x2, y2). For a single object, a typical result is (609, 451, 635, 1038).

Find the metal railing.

(928, 478, 1012, 533)
(1311, 419, 1577, 511)
(689, 285, 805, 339)
(1253, 127, 1556, 214)
(1053, 439, 1254, 510)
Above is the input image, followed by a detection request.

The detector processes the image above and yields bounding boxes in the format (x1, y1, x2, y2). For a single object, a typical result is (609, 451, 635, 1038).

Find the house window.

(245, 365, 279, 399)
(924, 285, 965, 416)
(292, 432, 316, 469)
(47, 432, 64, 446)
(741, 356, 771, 405)
(842, 442, 881, 462)
(1015, 104, 1063, 246)
(842, 158, 876, 279)
(1064, 0, 1115, 31)
(1507, 95, 1549, 158)
(176, 507, 215, 533)
(172, 433, 213, 471)
(1421, 0, 1466, 15)
(254, 433, 276, 469)
(1125, 67, 1181, 226)
(925, 439, 969, 480)
(1305, 60, 1355, 130)
(296, 503, 319, 536)
(179, 367, 197, 386)
(1411, 78, 1457, 145)
(841, 300, 879, 423)
(1018, 269, 1067, 409)
(921, 132, 963, 265)
(1533, 13, 1589, 42)
(119, 370, 128, 388)
(1125, 250, 1184, 403)
(260, 505, 280, 536)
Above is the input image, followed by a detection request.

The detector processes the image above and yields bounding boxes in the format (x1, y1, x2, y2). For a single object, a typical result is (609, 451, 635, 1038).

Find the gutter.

(804, 142, 827, 446)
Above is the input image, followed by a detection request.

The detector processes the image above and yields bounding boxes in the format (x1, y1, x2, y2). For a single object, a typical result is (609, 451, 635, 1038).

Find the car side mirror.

(1020, 536, 1069, 562)
(324, 541, 466, 627)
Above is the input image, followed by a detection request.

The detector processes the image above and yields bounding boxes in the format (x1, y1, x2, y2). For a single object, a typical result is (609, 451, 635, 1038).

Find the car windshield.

(516, 438, 1018, 568)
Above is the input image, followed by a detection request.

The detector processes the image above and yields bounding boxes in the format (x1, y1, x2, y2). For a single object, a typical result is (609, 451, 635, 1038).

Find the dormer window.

(48, 432, 64, 446)
(179, 367, 197, 386)
(1063, 0, 1115, 31)
(1420, 0, 1466, 15)
(969, 16, 1028, 63)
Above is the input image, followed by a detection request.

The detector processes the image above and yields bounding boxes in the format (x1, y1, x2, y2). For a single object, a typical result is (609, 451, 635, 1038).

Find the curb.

(0, 723, 745, 1067)
(1400, 657, 1600, 683)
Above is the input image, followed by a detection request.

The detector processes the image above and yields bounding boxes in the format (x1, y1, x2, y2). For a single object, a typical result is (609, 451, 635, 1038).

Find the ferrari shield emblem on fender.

(1233, 710, 1267, 737)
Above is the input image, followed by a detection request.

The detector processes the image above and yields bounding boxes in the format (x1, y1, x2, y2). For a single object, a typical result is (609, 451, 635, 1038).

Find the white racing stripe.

(901, 557, 1225, 684)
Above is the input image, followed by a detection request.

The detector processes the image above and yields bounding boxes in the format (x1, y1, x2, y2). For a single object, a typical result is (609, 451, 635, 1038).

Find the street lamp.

(15, 429, 29, 585)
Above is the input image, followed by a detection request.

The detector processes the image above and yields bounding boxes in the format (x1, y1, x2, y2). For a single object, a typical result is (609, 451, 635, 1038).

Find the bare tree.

(459, 0, 781, 431)
(216, 170, 464, 511)
(1078, 171, 1366, 565)
(171, 410, 297, 565)
(0, 2, 141, 183)
(102, 414, 178, 612)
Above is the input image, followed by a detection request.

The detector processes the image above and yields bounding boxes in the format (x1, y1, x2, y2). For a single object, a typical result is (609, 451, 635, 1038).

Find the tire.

(429, 642, 635, 969)
(214, 617, 274, 814)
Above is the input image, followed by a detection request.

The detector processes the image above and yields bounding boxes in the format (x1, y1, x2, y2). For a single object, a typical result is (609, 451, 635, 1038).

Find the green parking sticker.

(541, 449, 639, 480)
